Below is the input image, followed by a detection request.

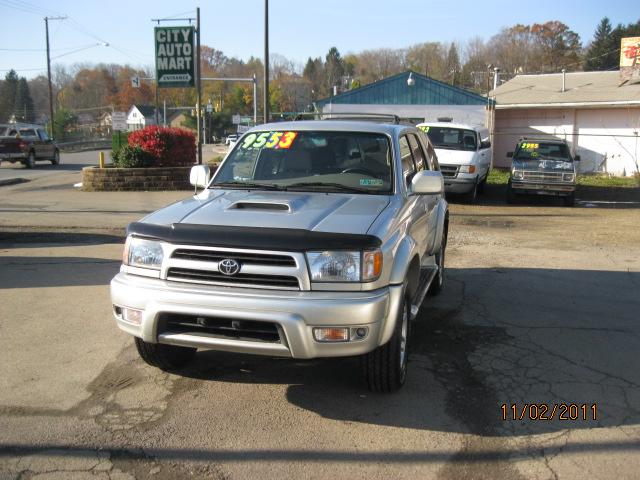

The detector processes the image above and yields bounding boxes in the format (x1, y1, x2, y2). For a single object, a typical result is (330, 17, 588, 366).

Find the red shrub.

(128, 126, 196, 167)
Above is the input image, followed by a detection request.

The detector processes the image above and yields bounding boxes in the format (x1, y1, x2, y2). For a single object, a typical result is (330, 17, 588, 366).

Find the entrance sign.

(155, 26, 195, 88)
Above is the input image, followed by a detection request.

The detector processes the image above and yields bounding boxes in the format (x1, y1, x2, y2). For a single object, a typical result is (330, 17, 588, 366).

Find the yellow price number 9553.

(241, 131, 298, 150)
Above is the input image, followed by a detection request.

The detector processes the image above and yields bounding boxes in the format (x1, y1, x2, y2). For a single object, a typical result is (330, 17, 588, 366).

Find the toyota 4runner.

(111, 118, 449, 392)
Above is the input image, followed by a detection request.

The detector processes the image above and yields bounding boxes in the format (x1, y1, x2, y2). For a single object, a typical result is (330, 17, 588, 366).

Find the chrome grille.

(162, 246, 305, 290)
(440, 165, 458, 178)
(167, 267, 299, 289)
(522, 171, 565, 183)
(172, 249, 295, 266)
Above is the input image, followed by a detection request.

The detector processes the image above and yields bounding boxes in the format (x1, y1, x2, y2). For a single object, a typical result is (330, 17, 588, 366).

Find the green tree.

(325, 47, 345, 94)
(53, 108, 77, 140)
(14, 77, 35, 123)
(0, 70, 19, 122)
(584, 18, 616, 71)
(446, 43, 462, 85)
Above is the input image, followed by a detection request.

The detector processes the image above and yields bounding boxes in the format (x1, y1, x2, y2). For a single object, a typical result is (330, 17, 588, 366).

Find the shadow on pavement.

(175, 267, 640, 438)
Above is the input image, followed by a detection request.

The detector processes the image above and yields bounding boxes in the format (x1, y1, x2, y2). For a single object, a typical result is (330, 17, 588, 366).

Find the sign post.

(154, 26, 195, 88)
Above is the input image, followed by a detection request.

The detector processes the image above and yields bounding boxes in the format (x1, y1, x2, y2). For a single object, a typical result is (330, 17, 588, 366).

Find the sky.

(1, 0, 638, 79)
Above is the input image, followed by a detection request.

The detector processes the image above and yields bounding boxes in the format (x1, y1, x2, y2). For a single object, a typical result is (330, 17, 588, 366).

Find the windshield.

(213, 130, 393, 194)
(515, 142, 571, 161)
(419, 126, 477, 151)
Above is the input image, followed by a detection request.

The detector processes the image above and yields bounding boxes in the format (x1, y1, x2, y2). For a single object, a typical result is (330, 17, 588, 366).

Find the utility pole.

(45, 15, 66, 138)
(253, 74, 257, 124)
(263, 0, 269, 124)
(196, 7, 202, 164)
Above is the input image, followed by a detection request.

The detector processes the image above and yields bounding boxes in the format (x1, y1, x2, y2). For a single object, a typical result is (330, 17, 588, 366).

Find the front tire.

(465, 179, 478, 203)
(563, 192, 575, 207)
(51, 150, 60, 165)
(362, 287, 410, 393)
(507, 183, 516, 204)
(134, 337, 196, 370)
(430, 230, 447, 296)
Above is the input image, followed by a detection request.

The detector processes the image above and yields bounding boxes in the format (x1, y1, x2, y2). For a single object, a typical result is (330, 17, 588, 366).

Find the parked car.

(417, 122, 491, 202)
(111, 118, 449, 392)
(0, 123, 60, 168)
(507, 138, 578, 206)
(225, 134, 239, 145)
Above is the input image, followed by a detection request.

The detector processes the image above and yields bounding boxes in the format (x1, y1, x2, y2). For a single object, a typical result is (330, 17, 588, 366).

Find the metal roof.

(490, 71, 640, 108)
(316, 71, 487, 107)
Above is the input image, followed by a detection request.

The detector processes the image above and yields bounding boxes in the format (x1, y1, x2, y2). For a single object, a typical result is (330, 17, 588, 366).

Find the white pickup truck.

(111, 117, 449, 392)
(418, 122, 492, 202)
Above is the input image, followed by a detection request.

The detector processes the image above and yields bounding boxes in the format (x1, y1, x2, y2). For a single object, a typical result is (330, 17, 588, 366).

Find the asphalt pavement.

(1, 153, 639, 479)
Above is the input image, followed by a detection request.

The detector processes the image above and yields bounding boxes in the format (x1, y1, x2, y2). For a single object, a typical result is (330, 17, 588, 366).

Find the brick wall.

(82, 166, 193, 191)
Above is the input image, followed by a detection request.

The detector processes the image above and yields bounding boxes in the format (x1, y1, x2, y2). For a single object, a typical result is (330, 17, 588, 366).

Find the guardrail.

(57, 139, 112, 153)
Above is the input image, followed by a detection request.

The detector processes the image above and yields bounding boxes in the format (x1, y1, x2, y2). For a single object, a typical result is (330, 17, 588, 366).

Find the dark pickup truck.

(0, 124, 60, 168)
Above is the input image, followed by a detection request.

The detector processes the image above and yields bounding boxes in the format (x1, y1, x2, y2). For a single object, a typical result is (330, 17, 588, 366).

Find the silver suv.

(111, 118, 449, 392)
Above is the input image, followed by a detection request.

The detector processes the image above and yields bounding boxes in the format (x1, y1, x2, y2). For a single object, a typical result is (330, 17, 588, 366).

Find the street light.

(407, 72, 415, 87)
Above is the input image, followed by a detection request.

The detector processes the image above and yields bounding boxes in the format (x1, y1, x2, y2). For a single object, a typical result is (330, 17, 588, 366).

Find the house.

(126, 105, 157, 131)
(314, 71, 489, 126)
(490, 71, 640, 176)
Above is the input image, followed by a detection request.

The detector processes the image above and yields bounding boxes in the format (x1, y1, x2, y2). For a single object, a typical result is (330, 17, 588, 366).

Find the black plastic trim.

(126, 222, 382, 251)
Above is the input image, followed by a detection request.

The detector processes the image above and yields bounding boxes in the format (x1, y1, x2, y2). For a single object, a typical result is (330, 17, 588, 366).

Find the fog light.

(313, 327, 349, 342)
(121, 307, 143, 325)
(355, 327, 368, 339)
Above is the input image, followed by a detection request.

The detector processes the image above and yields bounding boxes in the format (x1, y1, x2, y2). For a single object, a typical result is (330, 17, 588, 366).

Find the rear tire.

(362, 286, 410, 393)
(25, 151, 35, 169)
(134, 337, 196, 370)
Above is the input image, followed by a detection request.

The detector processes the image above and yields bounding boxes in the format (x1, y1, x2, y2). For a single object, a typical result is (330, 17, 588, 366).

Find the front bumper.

(443, 173, 478, 194)
(511, 181, 575, 196)
(110, 273, 403, 359)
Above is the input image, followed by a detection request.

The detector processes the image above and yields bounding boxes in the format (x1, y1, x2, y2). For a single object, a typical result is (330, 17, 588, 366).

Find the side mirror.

(574, 154, 581, 161)
(190, 165, 211, 190)
(480, 140, 491, 149)
(411, 170, 444, 195)
(507, 151, 513, 158)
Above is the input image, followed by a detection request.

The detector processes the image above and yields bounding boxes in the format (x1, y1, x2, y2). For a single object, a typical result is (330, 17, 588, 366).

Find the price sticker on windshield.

(521, 142, 539, 150)
(241, 131, 298, 150)
(418, 126, 430, 133)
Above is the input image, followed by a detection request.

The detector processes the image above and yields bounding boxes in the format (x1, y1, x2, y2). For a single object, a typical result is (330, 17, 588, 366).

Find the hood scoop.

(228, 200, 291, 212)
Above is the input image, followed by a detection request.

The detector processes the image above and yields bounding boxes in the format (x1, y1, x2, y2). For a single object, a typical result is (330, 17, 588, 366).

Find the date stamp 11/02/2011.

(501, 403, 598, 421)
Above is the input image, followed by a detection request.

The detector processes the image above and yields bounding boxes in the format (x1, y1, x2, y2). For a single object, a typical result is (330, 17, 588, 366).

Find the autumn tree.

(531, 21, 581, 72)
(446, 43, 462, 85)
(486, 24, 537, 75)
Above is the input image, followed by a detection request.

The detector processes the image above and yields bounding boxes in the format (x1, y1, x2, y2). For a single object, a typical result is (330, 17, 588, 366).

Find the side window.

(38, 129, 49, 141)
(407, 134, 427, 171)
(399, 135, 416, 185)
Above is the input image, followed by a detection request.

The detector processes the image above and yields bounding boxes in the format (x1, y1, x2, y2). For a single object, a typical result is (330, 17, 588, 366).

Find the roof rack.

(518, 136, 568, 142)
(293, 112, 404, 124)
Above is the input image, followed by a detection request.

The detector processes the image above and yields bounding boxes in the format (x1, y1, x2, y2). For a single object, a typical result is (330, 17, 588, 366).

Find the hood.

(513, 159, 574, 172)
(142, 189, 391, 235)
(433, 148, 476, 166)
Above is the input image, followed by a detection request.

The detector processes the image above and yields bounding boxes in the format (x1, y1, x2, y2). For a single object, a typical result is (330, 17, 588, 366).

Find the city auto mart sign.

(155, 26, 195, 88)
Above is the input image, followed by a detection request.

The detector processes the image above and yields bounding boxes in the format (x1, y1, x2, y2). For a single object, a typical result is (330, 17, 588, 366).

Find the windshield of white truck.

(213, 131, 393, 194)
(420, 126, 477, 151)
(515, 142, 572, 161)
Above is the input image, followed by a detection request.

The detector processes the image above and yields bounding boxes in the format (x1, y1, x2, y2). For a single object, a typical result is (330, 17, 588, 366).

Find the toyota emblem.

(219, 258, 240, 276)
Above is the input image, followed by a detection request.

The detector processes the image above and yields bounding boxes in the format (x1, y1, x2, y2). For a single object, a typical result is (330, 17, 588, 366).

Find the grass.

(485, 168, 639, 188)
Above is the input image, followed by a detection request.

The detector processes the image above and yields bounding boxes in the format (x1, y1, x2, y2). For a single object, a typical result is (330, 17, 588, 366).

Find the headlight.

(123, 236, 164, 270)
(307, 251, 360, 282)
(512, 170, 524, 180)
(306, 250, 383, 283)
(459, 165, 476, 174)
(563, 173, 575, 182)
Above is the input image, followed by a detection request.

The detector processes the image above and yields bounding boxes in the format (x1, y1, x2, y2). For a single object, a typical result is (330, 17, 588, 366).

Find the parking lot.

(1, 164, 639, 479)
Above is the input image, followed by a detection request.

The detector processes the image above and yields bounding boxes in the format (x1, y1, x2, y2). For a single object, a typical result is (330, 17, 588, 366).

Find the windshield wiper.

(285, 182, 375, 193)
(212, 181, 284, 191)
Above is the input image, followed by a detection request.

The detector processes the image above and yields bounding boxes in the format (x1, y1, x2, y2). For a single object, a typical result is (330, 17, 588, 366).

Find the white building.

(491, 71, 640, 176)
(126, 105, 157, 131)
